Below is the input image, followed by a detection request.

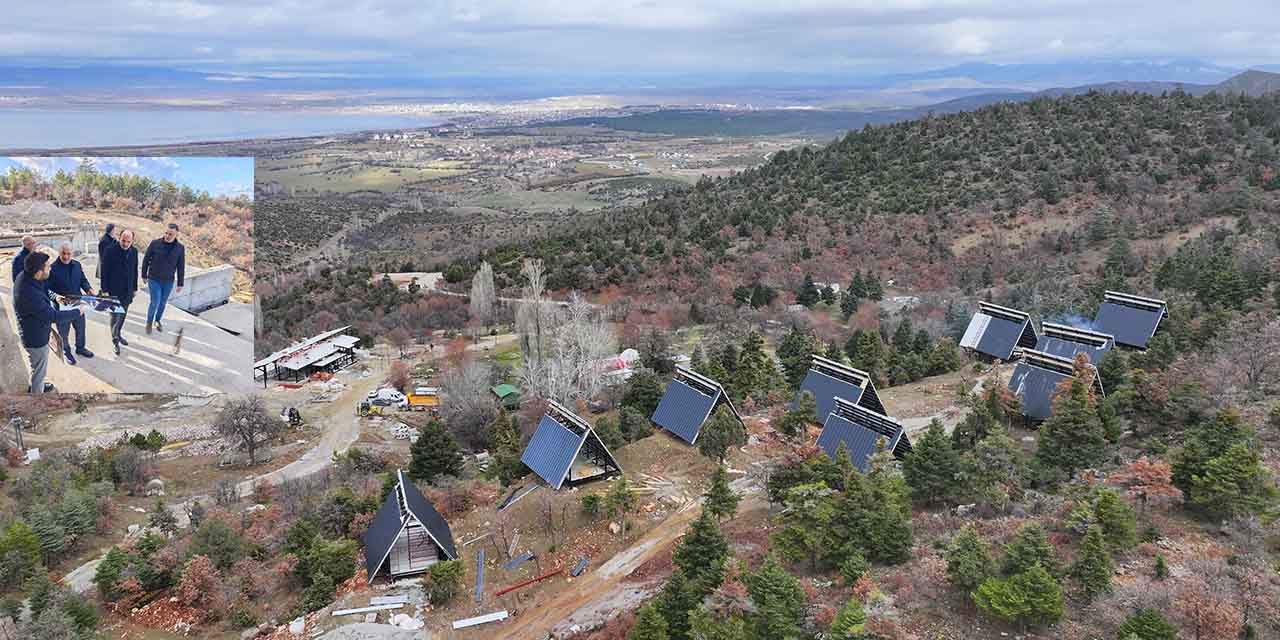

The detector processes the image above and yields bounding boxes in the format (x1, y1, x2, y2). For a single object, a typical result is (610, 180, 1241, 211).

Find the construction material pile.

(0, 200, 74, 228)
(76, 424, 217, 451)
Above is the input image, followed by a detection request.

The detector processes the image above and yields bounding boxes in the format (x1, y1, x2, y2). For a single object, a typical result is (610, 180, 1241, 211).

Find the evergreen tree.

(1070, 525, 1113, 601)
(946, 525, 993, 594)
(839, 550, 869, 587)
(408, 420, 463, 484)
(1092, 487, 1137, 551)
(621, 370, 665, 417)
(776, 327, 817, 389)
(655, 569, 701, 639)
(698, 408, 746, 464)
(973, 563, 1064, 631)
(865, 273, 884, 301)
(797, 273, 820, 307)
(892, 317, 914, 353)
(26, 507, 66, 564)
(862, 449, 914, 564)
(1117, 608, 1178, 640)
(1000, 523, 1059, 577)
(148, 498, 178, 535)
(689, 345, 707, 374)
(703, 465, 740, 522)
(672, 511, 729, 593)
(970, 424, 1026, 511)
(1096, 349, 1130, 394)
(1154, 555, 1168, 580)
(488, 410, 528, 486)
(745, 555, 807, 640)
(629, 603, 670, 640)
(733, 332, 780, 401)
(1189, 441, 1277, 520)
(1033, 374, 1107, 482)
(93, 546, 130, 600)
(775, 391, 817, 440)
(772, 482, 836, 570)
(830, 596, 868, 637)
(0, 520, 43, 585)
(688, 606, 748, 640)
(903, 419, 962, 505)
(302, 570, 336, 612)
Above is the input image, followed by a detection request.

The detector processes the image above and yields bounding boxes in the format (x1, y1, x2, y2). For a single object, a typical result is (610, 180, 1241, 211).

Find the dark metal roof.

(651, 367, 742, 445)
(1036, 322, 1114, 364)
(363, 470, 458, 582)
(521, 401, 622, 489)
(961, 302, 1039, 360)
(521, 414, 583, 489)
(363, 489, 406, 580)
(399, 470, 458, 560)
(817, 414, 897, 473)
(1007, 350, 1105, 422)
(652, 378, 718, 444)
(791, 356, 885, 417)
(1093, 291, 1168, 350)
(816, 397, 910, 471)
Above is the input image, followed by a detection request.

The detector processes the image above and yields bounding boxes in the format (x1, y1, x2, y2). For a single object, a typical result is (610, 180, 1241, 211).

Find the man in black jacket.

(141, 223, 184, 334)
(48, 243, 96, 364)
(10, 235, 35, 284)
(13, 252, 73, 393)
(100, 229, 139, 355)
(95, 223, 115, 280)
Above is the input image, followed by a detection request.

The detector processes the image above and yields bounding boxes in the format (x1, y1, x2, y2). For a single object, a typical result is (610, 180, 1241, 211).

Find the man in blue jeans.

(48, 242, 96, 365)
(141, 223, 185, 334)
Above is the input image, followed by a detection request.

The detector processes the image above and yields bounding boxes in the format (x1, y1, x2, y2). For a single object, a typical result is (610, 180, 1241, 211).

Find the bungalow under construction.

(364, 470, 458, 583)
(521, 400, 622, 490)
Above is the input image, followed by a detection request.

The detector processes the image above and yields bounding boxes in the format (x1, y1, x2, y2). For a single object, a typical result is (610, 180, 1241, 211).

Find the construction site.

(0, 199, 254, 395)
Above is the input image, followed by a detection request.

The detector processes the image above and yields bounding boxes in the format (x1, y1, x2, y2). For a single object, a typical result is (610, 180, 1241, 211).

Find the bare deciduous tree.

(441, 360, 497, 447)
(516, 258, 549, 366)
(213, 396, 286, 467)
(519, 293, 614, 402)
(1214, 313, 1280, 398)
(470, 261, 496, 334)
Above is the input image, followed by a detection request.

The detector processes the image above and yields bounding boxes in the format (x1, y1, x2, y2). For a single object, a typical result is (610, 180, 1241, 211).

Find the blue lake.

(0, 108, 444, 149)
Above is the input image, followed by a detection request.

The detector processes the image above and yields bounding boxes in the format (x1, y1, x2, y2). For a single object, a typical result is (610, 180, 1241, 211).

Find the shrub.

(426, 560, 465, 605)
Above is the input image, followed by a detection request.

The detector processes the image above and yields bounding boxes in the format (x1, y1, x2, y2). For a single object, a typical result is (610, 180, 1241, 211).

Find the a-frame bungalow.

(815, 397, 913, 472)
(792, 355, 886, 422)
(1092, 291, 1169, 350)
(1036, 322, 1115, 364)
(1007, 349, 1105, 422)
(651, 365, 743, 445)
(521, 400, 623, 490)
(959, 301, 1039, 361)
(364, 469, 459, 583)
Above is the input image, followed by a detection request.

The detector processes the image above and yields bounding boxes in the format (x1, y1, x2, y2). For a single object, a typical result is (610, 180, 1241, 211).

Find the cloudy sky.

(0, 157, 254, 198)
(1, 0, 1276, 76)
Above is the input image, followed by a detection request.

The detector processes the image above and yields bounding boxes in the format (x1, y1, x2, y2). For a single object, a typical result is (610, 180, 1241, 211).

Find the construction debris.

(368, 596, 410, 606)
(332, 603, 404, 617)
(495, 569, 562, 597)
(452, 610, 509, 630)
(571, 558, 589, 577)
(503, 551, 534, 571)
(475, 549, 485, 602)
(497, 484, 539, 511)
(507, 533, 521, 558)
(460, 532, 491, 547)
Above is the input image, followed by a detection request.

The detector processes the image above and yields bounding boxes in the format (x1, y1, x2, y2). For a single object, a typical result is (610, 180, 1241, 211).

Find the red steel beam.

(495, 568, 563, 597)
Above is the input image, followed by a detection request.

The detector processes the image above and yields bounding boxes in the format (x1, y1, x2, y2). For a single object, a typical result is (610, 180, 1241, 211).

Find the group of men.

(10, 222, 186, 394)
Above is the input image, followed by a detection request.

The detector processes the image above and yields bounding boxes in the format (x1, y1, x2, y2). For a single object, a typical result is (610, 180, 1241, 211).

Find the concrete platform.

(1, 251, 256, 395)
(197, 301, 254, 337)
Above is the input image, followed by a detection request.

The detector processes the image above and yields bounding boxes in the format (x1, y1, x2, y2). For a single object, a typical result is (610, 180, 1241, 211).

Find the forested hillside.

(453, 90, 1280, 321)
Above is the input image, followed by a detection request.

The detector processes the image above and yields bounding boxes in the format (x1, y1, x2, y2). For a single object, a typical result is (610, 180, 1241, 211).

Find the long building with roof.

(253, 326, 360, 386)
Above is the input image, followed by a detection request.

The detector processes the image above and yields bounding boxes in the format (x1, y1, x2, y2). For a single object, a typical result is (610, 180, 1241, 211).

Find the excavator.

(356, 401, 386, 418)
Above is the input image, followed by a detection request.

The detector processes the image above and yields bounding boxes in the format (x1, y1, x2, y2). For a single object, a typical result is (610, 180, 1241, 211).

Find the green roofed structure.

(491, 383, 522, 409)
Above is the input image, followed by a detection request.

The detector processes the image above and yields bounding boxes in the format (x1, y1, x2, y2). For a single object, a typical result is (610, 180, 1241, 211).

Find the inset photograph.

(0, 157, 254, 395)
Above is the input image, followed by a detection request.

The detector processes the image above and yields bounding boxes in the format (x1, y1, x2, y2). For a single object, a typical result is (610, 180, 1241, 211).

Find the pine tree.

(0, 520, 43, 585)
(776, 391, 817, 440)
(1070, 525, 1113, 601)
(1117, 608, 1178, 640)
(488, 410, 527, 486)
(903, 419, 962, 505)
(798, 273, 820, 308)
(772, 482, 836, 570)
(1096, 347, 1130, 392)
(629, 603, 670, 640)
(302, 570, 336, 612)
(93, 546, 130, 600)
(26, 507, 66, 564)
(621, 370, 665, 417)
(1015, 563, 1064, 627)
(970, 424, 1026, 511)
(1154, 555, 1168, 580)
(839, 550, 869, 587)
(698, 408, 746, 464)
(1033, 373, 1107, 482)
(703, 465, 740, 522)
(946, 525, 993, 594)
(408, 419, 463, 484)
(1189, 441, 1277, 520)
(655, 569, 701, 639)
(672, 510, 729, 593)
(1000, 523, 1059, 577)
(1092, 487, 1137, 551)
(865, 273, 884, 301)
(733, 332, 781, 401)
(830, 596, 867, 637)
(746, 555, 807, 640)
(862, 449, 914, 564)
(1173, 408, 1253, 500)
(688, 606, 748, 640)
(777, 327, 817, 389)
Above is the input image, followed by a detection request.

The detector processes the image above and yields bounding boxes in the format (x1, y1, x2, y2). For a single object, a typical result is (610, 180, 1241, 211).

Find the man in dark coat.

(13, 252, 72, 393)
(100, 229, 139, 355)
(95, 223, 115, 280)
(48, 242, 96, 364)
(141, 223, 185, 333)
(10, 235, 35, 284)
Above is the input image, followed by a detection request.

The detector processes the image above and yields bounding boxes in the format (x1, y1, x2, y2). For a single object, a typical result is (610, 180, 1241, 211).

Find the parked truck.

(407, 386, 441, 413)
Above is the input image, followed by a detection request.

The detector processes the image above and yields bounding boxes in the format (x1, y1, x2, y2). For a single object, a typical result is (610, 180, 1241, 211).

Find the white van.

(368, 387, 408, 408)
